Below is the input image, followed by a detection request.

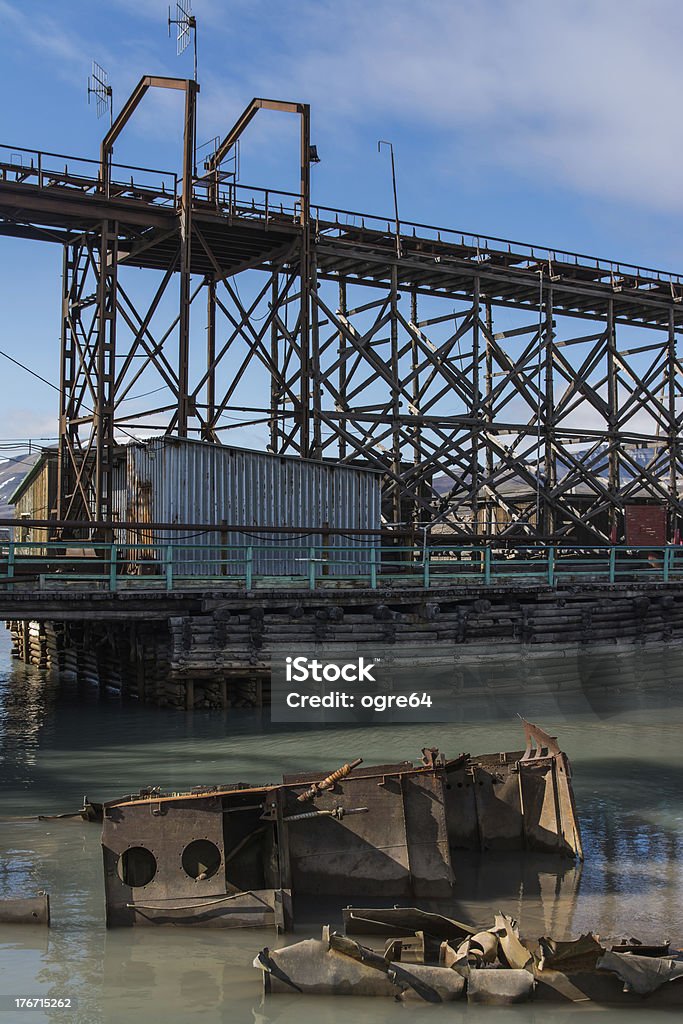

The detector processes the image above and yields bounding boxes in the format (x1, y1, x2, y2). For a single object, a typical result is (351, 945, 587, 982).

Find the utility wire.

(0, 347, 60, 394)
(0, 346, 143, 446)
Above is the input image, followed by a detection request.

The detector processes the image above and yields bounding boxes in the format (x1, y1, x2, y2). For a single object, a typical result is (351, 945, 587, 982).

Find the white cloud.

(0, 407, 59, 441)
(0, 0, 85, 82)
(8, 0, 681, 213)
(211, 0, 683, 212)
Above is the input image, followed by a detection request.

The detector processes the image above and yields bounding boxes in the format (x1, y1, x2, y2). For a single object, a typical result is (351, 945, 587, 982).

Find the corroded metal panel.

(103, 795, 227, 926)
(471, 766, 525, 851)
(401, 772, 455, 897)
(102, 788, 293, 928)
(443, 762, 479, 851)
(284, 773, 412, 898)
(284, 765, 455, 899)
(519, 760, 560, 851)
(552, 752, 583, 860)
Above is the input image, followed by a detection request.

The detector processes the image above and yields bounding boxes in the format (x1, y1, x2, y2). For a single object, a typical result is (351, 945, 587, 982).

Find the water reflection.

(0, 630, 682, 1022)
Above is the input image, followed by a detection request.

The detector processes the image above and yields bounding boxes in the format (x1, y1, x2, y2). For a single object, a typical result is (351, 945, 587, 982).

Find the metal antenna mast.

(168, 0, 198, 82)
(168, 1, 198, 175)
(87, 61, 113, 127)
(378, 140, 401, 258)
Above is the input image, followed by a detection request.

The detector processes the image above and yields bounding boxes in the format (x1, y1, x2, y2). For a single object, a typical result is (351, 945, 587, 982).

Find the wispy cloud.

(197, 0, 683, 212)
(0, 0, 86, 80)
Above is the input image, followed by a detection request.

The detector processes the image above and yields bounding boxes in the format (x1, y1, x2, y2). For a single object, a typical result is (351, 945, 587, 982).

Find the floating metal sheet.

(117, 437, 381, 577)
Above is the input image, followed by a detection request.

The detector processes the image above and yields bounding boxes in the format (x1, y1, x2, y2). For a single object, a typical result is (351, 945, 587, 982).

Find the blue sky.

(2, 0, 683, 444)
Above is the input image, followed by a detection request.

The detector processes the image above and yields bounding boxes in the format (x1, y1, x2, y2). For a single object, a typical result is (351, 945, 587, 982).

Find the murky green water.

(1, 627, 682, 1023)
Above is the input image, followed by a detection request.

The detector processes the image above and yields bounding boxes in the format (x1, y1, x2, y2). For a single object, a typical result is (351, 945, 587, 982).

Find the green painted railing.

(0, 541, 681, 593)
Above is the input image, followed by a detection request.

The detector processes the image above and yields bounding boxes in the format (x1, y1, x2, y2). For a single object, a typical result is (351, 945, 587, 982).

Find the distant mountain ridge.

(432, 444, 667, 496)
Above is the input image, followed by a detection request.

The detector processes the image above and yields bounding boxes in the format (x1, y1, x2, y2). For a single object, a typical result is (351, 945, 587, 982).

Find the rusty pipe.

(284, 806, 368, 823)
(295, 758, 363, 802)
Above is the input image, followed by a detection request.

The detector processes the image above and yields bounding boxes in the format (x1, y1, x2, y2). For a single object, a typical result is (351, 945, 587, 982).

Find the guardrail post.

(609, 546, 616, 584)
(245, 546, 253, 591)
(370, 545, 377, 589)
(308, 546, 316, 591)
(165, 544, 173, 592)
(663, 546, 670, 583)
(109, 544, 118, 592)
(423, 548, 430, 588)
(547, 546, 555, 586)
(484, 546, 491, 585)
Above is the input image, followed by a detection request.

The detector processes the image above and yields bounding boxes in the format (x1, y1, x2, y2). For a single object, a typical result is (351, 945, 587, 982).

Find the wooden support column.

(338, 279, 347, 459)
(310, 252, 322, 457)
(95, 219, 118, 528)
(410, 289, 422, 469)
(410, 288, 422, 535)
(270, 270, 280, 453)
(390, 264, 401, 525)
(298, 104, 312, 458)
(57, 244, 76, 524)
(544, 286, 555, 538)
(606, 298, 619, 541)
(177, 81, 198, 437)
(484, 301, 494, 538)
(668, 308, 679, 542)
(471, 278, 481, 528)
(204, 277, 216, 441)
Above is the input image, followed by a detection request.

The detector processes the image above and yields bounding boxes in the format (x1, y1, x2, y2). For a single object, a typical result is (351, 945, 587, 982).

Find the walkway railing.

(0, 144, 178, 206)
(3, 139, 682, 289)
(0, 542, 681, 593)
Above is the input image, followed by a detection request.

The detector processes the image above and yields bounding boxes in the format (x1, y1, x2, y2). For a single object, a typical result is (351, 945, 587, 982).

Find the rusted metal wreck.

(101, 719, 582, 929)
(255, 921, 683, 1005)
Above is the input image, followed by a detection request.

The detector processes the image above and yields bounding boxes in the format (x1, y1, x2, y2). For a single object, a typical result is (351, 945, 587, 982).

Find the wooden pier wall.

(6, 582, 683, 710)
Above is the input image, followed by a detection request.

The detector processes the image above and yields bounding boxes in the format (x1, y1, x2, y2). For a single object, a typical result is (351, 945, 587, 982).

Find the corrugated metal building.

(113, 437, 382, 577)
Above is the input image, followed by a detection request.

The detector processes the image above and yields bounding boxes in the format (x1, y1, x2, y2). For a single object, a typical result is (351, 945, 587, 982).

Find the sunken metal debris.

(596, 950, 683, 996)
(0, 893, 50, 926)
(343, 906, 475, 940)
(99, 719, 582, 928)
(255, 918, 683, 1005)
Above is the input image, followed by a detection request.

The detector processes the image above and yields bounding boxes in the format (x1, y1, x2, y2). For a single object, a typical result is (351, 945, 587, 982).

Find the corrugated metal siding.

(118, 438, 381, 577)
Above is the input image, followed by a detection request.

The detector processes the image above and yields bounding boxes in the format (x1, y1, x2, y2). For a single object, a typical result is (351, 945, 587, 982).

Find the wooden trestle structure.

(2, 77, 683, 542)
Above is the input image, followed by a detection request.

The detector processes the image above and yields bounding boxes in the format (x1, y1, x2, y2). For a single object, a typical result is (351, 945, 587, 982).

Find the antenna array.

(175, 0, 194, 55)
(87, 61, 113, 124)
(168, 0, 198, 81)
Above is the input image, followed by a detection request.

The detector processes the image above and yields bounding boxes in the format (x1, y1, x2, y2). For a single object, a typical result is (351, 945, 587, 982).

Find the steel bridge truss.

(2, 78, 683, 542)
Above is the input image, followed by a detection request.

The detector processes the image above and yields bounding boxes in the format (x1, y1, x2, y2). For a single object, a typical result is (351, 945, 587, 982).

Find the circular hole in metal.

(182, 839, 221, 880)
(118, 846, 157, 887)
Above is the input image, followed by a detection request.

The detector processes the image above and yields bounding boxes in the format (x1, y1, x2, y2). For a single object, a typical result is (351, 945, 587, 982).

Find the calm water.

(1, 627, 682, 1023)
